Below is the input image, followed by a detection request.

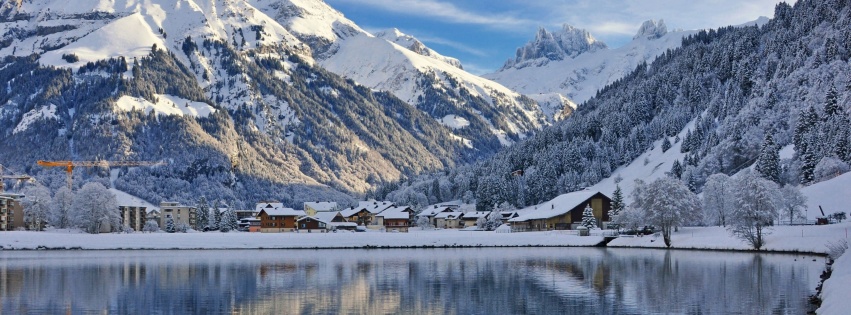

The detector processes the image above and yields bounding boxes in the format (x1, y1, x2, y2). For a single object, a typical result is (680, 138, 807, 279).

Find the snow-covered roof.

(110, 188, 159, 212)
(260, 207, 305, 217)
(378, 207, 412, 220)
(341, 200, 395, 217)
(314, 211, 344, 223)
(256, 202, 284, 212)
(510, 190, 604, 222)
(304, 201, 338, 211)
(297, 216, 327, 223)
(461, 211, 491, 219)
(434, 211, 463, 220)
(417, 205, 454, 217)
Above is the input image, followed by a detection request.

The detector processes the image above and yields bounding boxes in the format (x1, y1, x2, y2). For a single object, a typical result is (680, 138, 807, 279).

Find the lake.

(0, 248, 824, 314)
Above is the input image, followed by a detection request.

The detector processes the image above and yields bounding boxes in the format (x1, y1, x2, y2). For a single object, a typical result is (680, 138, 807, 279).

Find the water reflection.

(0, 248, 823, 314)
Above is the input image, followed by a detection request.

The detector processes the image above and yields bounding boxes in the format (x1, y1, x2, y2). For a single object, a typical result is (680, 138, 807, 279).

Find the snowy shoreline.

(1, 223, 847, 254)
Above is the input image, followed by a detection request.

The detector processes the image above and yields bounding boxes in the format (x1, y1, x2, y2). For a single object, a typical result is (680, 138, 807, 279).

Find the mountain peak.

(374, 28, 464, 69)
(504, 24, 607, 69)
(634, 19, 668, 40)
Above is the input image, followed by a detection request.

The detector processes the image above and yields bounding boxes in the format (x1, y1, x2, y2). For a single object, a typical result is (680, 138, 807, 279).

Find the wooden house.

(509, 190, 611, 232)
(377, 206, 414, 232)
(296, 216, 329, 233)
(258, 207, 306, 233)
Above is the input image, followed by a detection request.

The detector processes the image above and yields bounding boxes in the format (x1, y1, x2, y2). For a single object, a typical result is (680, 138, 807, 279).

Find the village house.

(159, 202, 197, 228)
(0, 193, 24, 231)
(378, 206, 415, 232)
(257, 203, 306, 233)
(416, 205, 455, 227)
(296, 216, 330, 233)
(238, 217, 261, 232)
(509, 190, 611, 232)
(303, 202, 339, 216)
(434, 211, 463, 229)
(315, 211, 357, 231)
(460, 211, 491, 228)
(340, 200, 394, 228)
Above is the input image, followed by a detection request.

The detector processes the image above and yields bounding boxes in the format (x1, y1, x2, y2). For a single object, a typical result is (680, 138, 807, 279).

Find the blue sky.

(325, 0, 785, 74)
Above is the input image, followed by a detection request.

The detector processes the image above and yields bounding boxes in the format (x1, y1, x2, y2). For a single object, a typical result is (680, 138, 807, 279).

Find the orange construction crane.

(37, 160, 167, 189)
(0, 164, 32, 192)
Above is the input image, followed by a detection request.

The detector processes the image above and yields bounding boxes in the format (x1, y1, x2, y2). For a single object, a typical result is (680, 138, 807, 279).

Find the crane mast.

(37, 160, 167, 189)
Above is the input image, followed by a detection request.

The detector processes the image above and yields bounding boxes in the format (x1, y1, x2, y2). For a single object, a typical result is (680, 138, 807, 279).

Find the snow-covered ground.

(818, 245, 851, 314)
(114, 94, 216, 118)
(608, 222, 850, 254)
(0, 229, 604, 250)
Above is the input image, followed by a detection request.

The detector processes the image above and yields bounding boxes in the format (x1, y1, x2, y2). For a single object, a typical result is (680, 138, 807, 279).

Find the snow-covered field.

(818, 244, 851, 314)
(608, 222, 850, 254)
(0, 229, 604, 250)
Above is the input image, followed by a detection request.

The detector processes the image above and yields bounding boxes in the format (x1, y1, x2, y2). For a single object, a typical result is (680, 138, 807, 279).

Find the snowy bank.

(608, 223, 851, 254)
(818, 249, 851, 314)
(0, 230, 604, 250)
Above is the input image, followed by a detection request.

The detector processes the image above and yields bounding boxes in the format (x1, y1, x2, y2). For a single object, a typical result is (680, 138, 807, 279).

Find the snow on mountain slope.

(374, 28, 463, 69)
(485, 20, 695, 118)
(39, 13, 165, 68)
(115, 94, 217, 118)
(13, 104, 58, 134)
(255, 0, 547, 138)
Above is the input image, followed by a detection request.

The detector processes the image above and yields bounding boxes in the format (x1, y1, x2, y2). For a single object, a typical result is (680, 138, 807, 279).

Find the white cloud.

(416, 35, 488, 57)
(329, 0, 536, 29)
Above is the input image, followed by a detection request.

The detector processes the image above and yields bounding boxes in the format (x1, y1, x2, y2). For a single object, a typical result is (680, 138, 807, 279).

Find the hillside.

(379, 0, 851, 212)
(0, 0, 507, 207)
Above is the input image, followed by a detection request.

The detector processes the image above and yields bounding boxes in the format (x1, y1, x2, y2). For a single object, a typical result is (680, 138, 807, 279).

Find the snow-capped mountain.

(0, 0, 512, 206)
(485, 20, 694, 119)
(254, 0, 547, 145)
(373, 28, 463, 70)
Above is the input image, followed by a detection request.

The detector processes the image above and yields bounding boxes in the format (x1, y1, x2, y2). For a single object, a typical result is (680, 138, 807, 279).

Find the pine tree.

(755, 134, 781, 183)
(661, 137, 672, 152)
(609, 185, 624, 219)
(581, 204, 597, 229)
(801, 146, 817, 185)
(670, 159, 683, 179)
(165, 217, 176, 233)
(794, 106, 818, 149)
(196, 197, 210, 231)
(210, 199, 222, 230)
(824, 86, 840, 117)
(220, 204, 238, 232)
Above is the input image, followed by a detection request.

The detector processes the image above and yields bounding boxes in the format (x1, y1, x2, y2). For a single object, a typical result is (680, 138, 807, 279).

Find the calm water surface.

(0, 248, 824, 314)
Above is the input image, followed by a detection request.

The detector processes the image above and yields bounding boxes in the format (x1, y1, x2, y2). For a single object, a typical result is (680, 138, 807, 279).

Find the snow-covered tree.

(21, 186, 51, 231)
(831, 212, 846, 223)
(71, 182, 120, 234)
(476, 216, 487, 230)
(195, 196, 210, 231)
(814, 156, 850, 183)
(729, 171, 783, 250)
(702, 173, 733, 226)
(661, 137, 672, 152)
(669, 159, 683, 179)
(219, 205, 238, 232)
(50, 186, 74, 229)
(487, 211, 504, 230)
(143, 220, 159, 233)
(165, 217, 176, 233)
(779, 185, 807, 225)
(614, 206, 644, 231)
(209, 199, 221, 231)
(755, 134, 780, 183)
(416, 216, 433, 230)
(609, 185, 625, 221)
(581, 204, 597, 229)
(631, 177, 702, 247)
(176, 222, 190, 233)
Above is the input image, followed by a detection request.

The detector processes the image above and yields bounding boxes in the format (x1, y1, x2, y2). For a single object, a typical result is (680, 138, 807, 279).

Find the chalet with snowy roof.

(499, 211, 520, 223)
(377, 206, 415, 232)
(258, 207, 306, 233)
(315, 211, 357, 231)
(509, 190, 611, 232)
(460, 211, 491, 228)
(296, 216, 330, 233)
(434, 211, 463, 229)
(304, 201, 339, 216)
(416, 205, 455, 226)
(341, 200, 394, 228)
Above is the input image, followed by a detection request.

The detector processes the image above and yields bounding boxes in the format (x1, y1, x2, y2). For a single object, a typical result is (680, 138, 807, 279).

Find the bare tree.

(72, 182, 120, 234)
(631, 177, 702, 247)
(21, 186, 52, 231)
